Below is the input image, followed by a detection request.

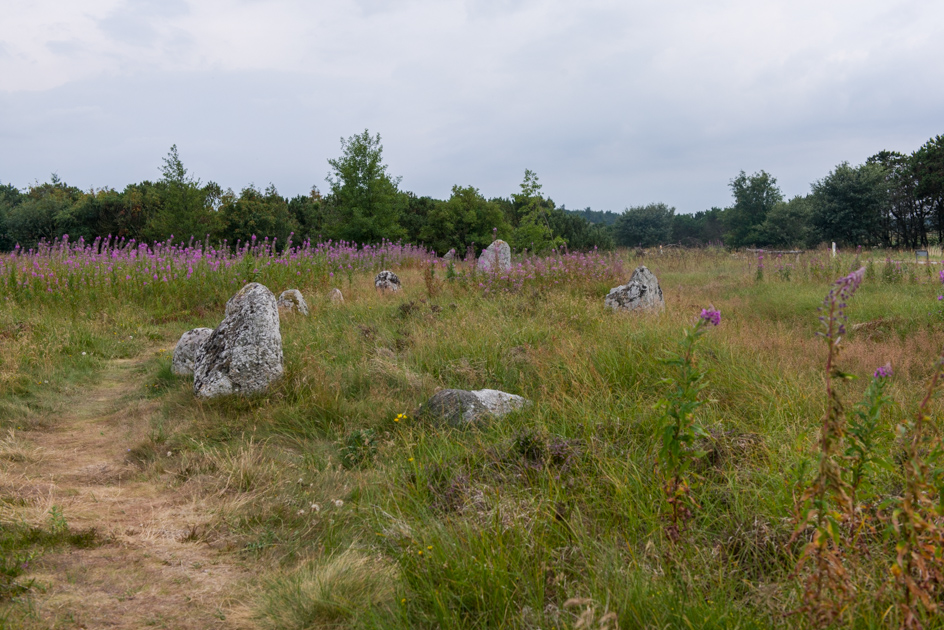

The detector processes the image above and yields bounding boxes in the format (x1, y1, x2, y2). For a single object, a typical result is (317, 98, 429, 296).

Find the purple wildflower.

(819, 267, 865, 338)
(873, 365, 892, 379)
(700, 308, 721, 326)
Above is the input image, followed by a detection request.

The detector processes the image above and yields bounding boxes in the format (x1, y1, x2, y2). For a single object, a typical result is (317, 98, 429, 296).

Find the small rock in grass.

(477, 240, 511, 273)
(416, 388, 530, 427)
(604, 265, 664, 313)
(171, 328, 213, 376)
(375, 270, 401, 292)
(193, 282, 283, 399)
(277, 289, 310, 316)
(328, 288, 344, 303)
(443, 248, 456, 262)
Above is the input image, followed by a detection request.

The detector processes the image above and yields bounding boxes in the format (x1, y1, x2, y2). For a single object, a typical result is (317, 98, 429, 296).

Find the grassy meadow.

(2, 243, 944, 629)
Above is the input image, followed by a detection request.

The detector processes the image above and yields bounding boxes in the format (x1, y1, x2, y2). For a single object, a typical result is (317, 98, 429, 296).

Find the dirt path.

(0, 354, 255, 629)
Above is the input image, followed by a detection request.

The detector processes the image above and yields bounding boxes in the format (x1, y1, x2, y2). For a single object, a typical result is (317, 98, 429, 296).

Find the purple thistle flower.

(700, 308, 721, 326)
(873, 365, 892, 379)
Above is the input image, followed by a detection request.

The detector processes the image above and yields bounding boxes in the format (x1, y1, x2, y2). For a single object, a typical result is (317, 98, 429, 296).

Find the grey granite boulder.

(478, 239, 511, 273)
(375, 270, 401, 292)
(171, 328, 213, 376)
(277, 289, 309, 316)
(604, 265, 665, 313)
(443, 248, 456, 262)
(416, 388, 530, 427)
(193, 283, 284, 399)
(328, 288, 344, 303)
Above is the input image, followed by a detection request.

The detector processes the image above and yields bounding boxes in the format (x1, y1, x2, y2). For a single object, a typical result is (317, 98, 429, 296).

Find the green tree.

(509, 170, 563, 253)
(60, 187, 126, 242)
(145, 145, 220, 243)
(287, 186, 327, 243)
(753, 196, 814, 248)
(399, 192, 440, 246)
(614, 202, 675, 247)
(913, 135, 944, 242)
(221, 184, 297, 248)
(724, 170, 783, 247)
(546, 207, 614, 250)
(119, 181, 164, 241)
(325, 130, 405, 243)
(0, 182, 24, 250)
(5, 174, 84, 249)
(810, 162, 888, 247)
(420, 185, 510, 254)
(671, 207, 725, 246)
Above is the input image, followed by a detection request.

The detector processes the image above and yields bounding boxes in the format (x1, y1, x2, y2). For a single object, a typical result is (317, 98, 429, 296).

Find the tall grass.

(2, 244, 944, 628)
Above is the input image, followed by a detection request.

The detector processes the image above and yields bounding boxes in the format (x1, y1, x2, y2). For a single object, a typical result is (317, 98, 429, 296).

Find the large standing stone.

(328, 288, 344, 303)
(416, 388, 530, 427)
(193, 283, 284, 399)
(477, 240, 511, 273)
(375, 270, 401, 292)
(171, 328, 213, 376)
(277, 289, 309, 316)
(604, 265, 665, 313)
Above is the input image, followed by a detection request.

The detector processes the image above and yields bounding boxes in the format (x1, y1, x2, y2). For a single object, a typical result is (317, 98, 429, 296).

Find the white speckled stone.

(417, 388, 530, 427)
(477, 240, 511, 273)
(193, 283, 284, 398)
(277, 289, 309, 316)
(171, 328, 213, 376)
(375, 270, 401, 292)
(604, 266, 665, 313)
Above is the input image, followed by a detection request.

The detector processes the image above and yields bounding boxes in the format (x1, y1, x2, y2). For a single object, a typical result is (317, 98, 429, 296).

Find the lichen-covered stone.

(193, 283, 283, 399)
(477, 240, 511, 273)
(328, 288, 344, 303)
(443, 248, 456, 262)
(375, 270, 401, 292)
(277, 289, 309, 316)
(171, 328, 213, 376)
(604, 265, 665, 313)
(416, 388, 530, 427)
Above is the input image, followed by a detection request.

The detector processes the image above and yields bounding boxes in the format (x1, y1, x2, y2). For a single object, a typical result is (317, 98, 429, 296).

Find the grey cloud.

(96, 0, 190, 46)
(46, 40, 85, 56)
(2, 1, 943, 215)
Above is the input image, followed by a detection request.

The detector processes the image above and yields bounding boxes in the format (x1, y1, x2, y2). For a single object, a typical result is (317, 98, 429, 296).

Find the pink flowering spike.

(699, 308, 721, 326)
(873, 365, 892, 379)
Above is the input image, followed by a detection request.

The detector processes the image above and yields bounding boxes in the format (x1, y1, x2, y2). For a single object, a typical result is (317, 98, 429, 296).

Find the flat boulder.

(416, 388, 530, 427)
(478, 239, 511, 272)
(171, 327, 213, 376)
(604, 265, 665, 313)
(193, 282, 284, 399)
(375, 270, 401, 292)
(277, 289, 309, 316)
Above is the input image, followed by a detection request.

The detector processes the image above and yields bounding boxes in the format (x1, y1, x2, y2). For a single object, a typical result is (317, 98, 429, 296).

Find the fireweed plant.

(792, 267, 865, 625)
(886, 349, 944, 629)
(655, 307, 720, 542)
(845, 366, 894, 535)
(791, 266, 944, 628)
(0, 235, 437, 310)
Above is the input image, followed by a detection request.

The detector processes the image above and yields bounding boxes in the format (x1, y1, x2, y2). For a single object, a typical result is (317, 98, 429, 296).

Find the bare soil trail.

(0, 352, 256, 629)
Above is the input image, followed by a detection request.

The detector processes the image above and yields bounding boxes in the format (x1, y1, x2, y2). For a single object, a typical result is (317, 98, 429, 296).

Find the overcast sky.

(1, 0, 942, 214)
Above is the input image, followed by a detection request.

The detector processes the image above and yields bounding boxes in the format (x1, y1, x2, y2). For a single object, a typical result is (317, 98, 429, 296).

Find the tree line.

(613, 134, 944, 249)
(0, 133, 613, 255)
(2, 130, 941, 253)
